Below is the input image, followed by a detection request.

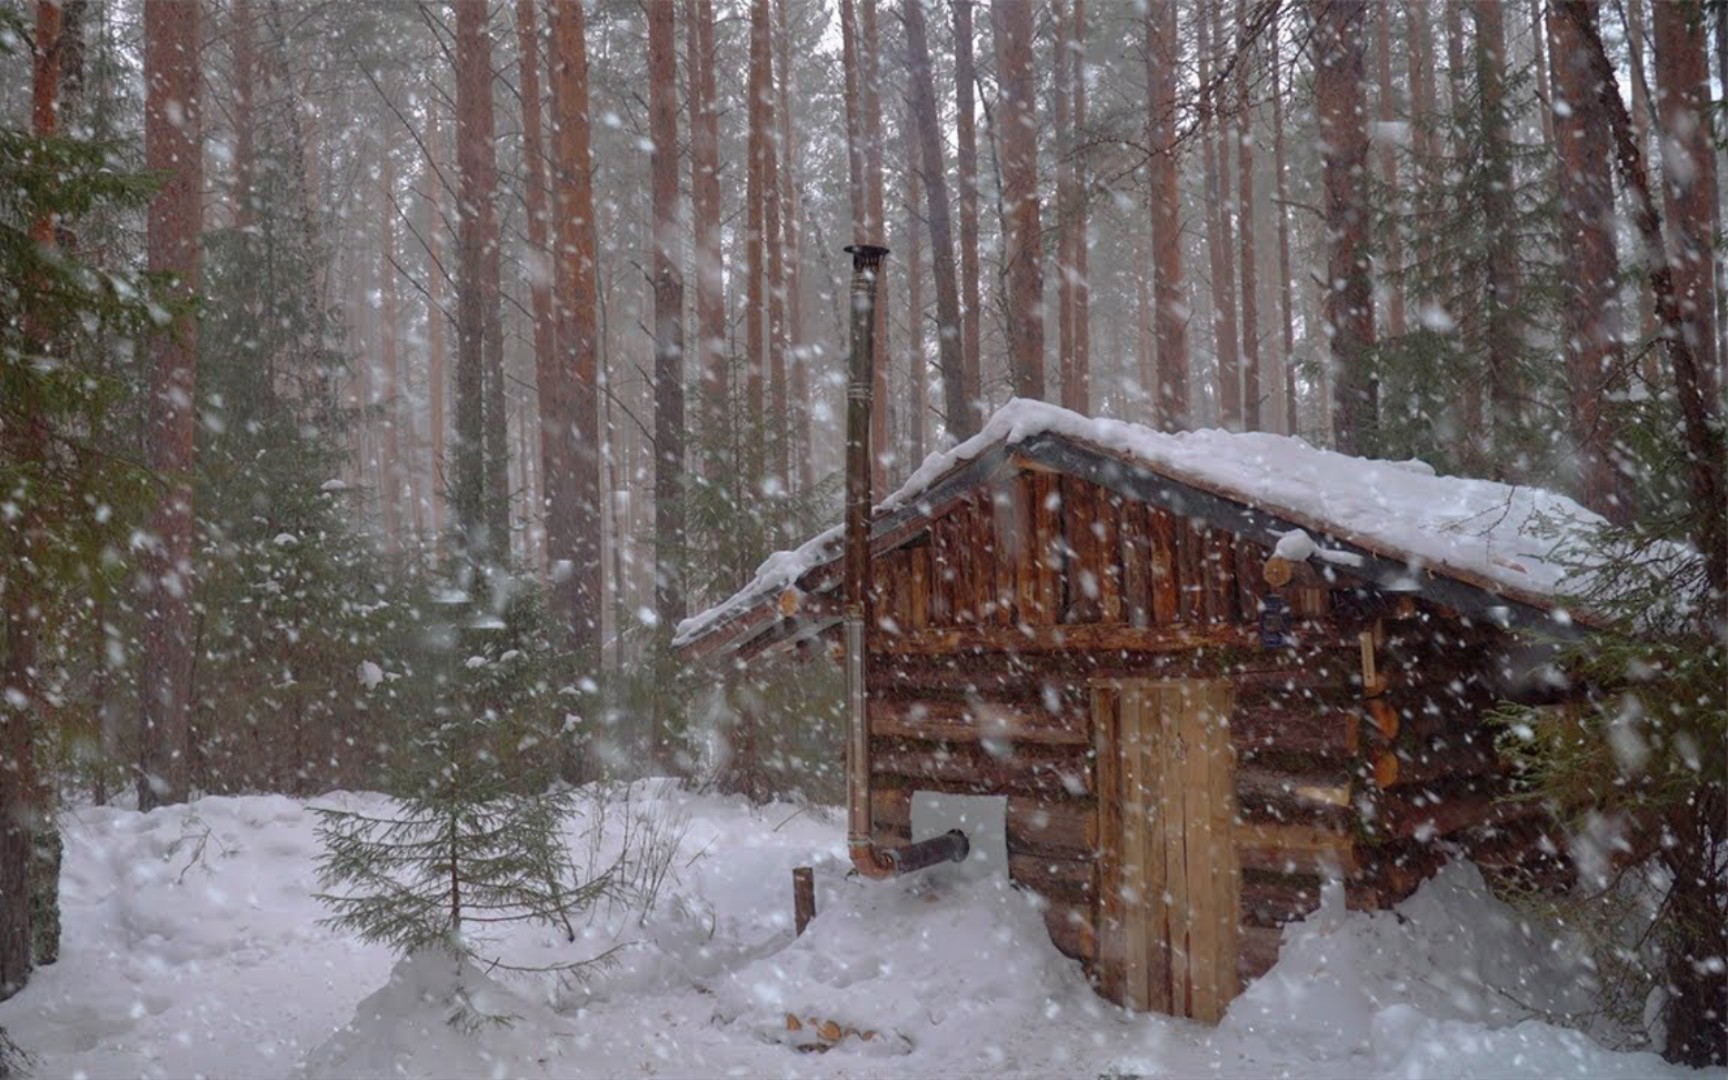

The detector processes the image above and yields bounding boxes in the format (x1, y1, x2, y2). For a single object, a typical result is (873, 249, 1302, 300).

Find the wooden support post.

(793, 866, 815, 936)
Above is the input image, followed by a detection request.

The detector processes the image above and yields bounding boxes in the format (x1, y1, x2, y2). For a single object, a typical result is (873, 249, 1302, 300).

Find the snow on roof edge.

(673, 399, 1622, 651)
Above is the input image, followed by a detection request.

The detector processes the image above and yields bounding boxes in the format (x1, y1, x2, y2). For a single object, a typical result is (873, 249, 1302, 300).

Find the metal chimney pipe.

(842, 244, 969, 880)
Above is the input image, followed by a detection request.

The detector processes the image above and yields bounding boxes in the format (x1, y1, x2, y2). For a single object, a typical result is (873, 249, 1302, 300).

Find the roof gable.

(674, 400, 1620, 659)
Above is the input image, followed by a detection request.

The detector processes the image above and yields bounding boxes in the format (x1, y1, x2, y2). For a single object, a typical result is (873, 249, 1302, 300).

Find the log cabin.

(674, 398, 1598, 1022)
(677, 251, 1594, 1022)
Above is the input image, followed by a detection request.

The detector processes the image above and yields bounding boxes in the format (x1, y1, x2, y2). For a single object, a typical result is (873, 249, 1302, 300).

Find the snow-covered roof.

(673, 399, 1624, 654)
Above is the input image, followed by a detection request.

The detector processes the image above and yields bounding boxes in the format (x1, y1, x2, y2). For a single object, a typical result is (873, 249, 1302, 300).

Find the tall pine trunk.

(686, 0, 725, 474)
(902, 0, 974, 440)
(1272, 27, 1296, 433)
(139, 0, 201, 811)
(1547, 1, 1628, 522)
(549, 0, 603, 679)
(1199, 6, 1241, 428)
(1654, 0, 1722, 398)
(1235, 0, 1260, 430)
(1313, 0, 1376, 455)
(993, 0, 1045, 400)
(952, 0, 983, 428)
(515, 0, 556, 562)
(1147, 0, 1190, 431)
(648, 0, 686, 767)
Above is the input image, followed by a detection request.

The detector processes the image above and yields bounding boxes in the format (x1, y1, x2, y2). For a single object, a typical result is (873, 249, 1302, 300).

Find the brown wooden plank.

(929, 513, 953, 626)
(991, 482, 1017, 626)
(1032, 471, 1061, 623)
(1092, 685, 1125, 1005)
(1238, 924, 1282, 984)
(1006, 794, 1099, 856)
(1155, 687, 1189, 1015)
(1149, 506, 1179, 625)
(1120, 687, 1151, 1010)
(1060, 475, 1093, 623)
(1008, 852, 1097, 901)
(909, 545, 930, 632)
(870, 785, 913, 829)
(1175, 517, 1201, 623)
(869, 621, 1271, 656)
(866, 697, 1091, 747)
(871, 744, 1094, 797)
(1180, 685, 1220, 1021)
(1013, 473, 1038, 627)
(1208, 682, 1242, 1014)
(1235, 822, 1358, 876)
(1044, 901, 1098, 961)
(1096, 485, 1124, 624)
(1235, 537, 1264, 622)
(1120, 495, 1152, 628)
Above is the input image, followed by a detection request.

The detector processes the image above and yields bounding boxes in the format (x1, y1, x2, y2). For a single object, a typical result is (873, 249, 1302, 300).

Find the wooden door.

(1094, 678, 1240, 1022)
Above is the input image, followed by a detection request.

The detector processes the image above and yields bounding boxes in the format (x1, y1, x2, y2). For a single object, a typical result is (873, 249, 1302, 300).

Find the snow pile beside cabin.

(675, 398, 1624, 649)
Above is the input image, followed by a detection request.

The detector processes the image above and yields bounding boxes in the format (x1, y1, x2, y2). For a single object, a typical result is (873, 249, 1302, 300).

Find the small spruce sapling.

(314, 583, 622, 1024)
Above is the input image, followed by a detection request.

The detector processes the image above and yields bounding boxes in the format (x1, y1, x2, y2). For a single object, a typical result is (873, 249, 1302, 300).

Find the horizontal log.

(1241, 876, 1323, 927)
(1232, 704, 1360, 759)
(868, 697, 1089, 747)
(1239, 925, 1283, 983)
(1007, 795, 1098, 857)
(872, 745, 1094, 798)
(1009, 852, 1097, 902)
(1238, 765, 1353, 810)
(1043, 900, 1097, 961)
(874, 622, 1272, 656)
(1235, 822, 1358, 876)
(1370, 789, 1503, 841)
(1372, 738, 1503, 790)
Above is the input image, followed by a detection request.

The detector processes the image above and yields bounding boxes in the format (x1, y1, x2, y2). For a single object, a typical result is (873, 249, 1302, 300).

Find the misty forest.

(0, 0, 1724, 1075)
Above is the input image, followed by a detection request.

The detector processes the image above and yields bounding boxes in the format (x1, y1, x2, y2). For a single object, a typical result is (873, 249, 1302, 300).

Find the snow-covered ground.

(0, 782, 1714, 1079)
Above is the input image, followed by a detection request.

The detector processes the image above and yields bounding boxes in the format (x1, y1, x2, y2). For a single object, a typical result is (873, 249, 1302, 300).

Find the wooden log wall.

(861, 465, 1542, 996)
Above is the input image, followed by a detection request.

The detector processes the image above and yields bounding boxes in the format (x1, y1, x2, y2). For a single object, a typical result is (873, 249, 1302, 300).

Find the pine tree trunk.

(1236, 0, 1260, 430)
(648, 0, 686, 768)
(902, 0, 974, 440)
(1624, 0, 1659, 369)
(1472, 0, 1519, 468)
(1147, 0, 1190, 431)
(760, 0, 788, 490)
(1272, 30, 1296, 434)
(453, 2, 493, 564)
(423, 115, 450, 549)
(139, 0, 201, 812)
(904, 105, 926, 464)
(1072, 0, 1090, 416)
(686, 0, 725, 475)
(232, 0, 257, 229)
(515, 0, 556, 562)
(776, 0, 811, 490)
(1547, 1, 1628, 523)
(1312, 0, 1376, 456)
(378, 135, 405, 552)
(952, 0, 984, 429)
(1376, 2, 1407, 342)
(1407, 0, 1437, 317)
(549, 0, 603, 678)
(746, 0, 769, 443)
(1199, 5, 1240, 428)
(993, 0, 1045, 400)
(1654, 0, 1722, 398)
(1054, 0, 1077, 411)
(1560, 1, 1726, 607)
(862, 0, 891, 487)
(2, 0, 65, 997)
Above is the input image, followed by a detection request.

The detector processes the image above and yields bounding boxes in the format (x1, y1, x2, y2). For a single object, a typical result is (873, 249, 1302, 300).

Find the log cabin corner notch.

(674, 400, 1598, 1019)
